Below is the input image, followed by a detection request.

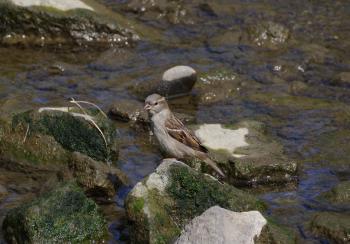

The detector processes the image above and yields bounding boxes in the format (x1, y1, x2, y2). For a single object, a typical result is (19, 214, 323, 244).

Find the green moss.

(132, 198, 145, 214)
(167, 165, 266, 225)
(3, 182, 108, 243)
(12, 110, 118, 162)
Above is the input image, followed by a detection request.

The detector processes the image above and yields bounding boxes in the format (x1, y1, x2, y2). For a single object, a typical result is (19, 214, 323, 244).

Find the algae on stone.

(3, 182, 108, 243)
(126, 159, 266, 244)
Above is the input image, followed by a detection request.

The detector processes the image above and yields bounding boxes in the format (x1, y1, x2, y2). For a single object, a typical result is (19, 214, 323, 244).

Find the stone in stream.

(317, 181, 350, 206)
(309, 212, 350, 244)
(2, 182, 108, 243)
(175, 206, 267, 244)
(126, 159, 295, 244)
(0, 0, 139, 47)
(192, 121, 298, 186)
(69, 152, 129, 199)
(131, 65, 197, 99)
(331, 72, 350, 87)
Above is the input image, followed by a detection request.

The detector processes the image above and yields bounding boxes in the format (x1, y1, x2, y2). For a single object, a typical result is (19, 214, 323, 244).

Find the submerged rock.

(0, 0, 138, 47)
(247, 21, 290, 49)
(126, 159, 266, 243)
(318, 181, 350, 206)
(131, 65, 197, 99)
(175, 206, 267, 244)
(3, 182, 108, 243)
(309, 212, 350, 244)
(193, 121, 297, 186)
(69, 152, 129, 198)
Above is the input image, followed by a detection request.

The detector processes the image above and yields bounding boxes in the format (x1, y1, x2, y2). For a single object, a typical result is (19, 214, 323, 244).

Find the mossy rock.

(126, 159, 266, 244)
(2, 182, 108, 243)
(318, 181, 350, 206)
(193, 121, 298, 186)
(11, 108, 119, 163)
(0, 0, 138, 47)
(309, 212, 350, 244)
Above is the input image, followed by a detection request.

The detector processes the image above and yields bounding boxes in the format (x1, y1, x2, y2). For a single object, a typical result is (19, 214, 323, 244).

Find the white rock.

(195, 124, 249, 158)
(11, 0, 94, 11)
(162, 65, 196, 82)
(176, 206, 267, 244)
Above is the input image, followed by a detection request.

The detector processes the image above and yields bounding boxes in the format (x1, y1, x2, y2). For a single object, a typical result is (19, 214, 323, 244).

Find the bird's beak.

(144, 104, 151, 111)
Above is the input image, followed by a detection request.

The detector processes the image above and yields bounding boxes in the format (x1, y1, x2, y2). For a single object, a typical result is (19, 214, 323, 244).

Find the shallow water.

(1, 0, 350, 243)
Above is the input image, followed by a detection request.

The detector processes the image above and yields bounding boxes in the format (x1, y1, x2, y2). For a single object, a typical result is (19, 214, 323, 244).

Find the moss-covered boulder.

(309, 212, 350, 244)
(126, 159, 266, 244)
(2, 182, 108, 243)
(193, 121, 298, 186)
(10, 107, 119, 163)
(0, 0, 139, 47)
(69, 151, 129, 198)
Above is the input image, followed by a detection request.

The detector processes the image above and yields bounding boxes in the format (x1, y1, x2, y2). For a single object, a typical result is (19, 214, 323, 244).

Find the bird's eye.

(154, 102, 158, 105)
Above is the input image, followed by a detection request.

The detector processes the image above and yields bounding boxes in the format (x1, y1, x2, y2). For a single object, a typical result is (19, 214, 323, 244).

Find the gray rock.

(175, 206, 267, 244)
(0, 0, 138, 47)
(69, 152, 129, 199)
(0, 184, 8, 199)
(131, 65, 197, 99)
(193, 121, 298, 185)
(126, 159, 266, 244)
(318, 181, 350, 205)
(331, 72, 350, 87)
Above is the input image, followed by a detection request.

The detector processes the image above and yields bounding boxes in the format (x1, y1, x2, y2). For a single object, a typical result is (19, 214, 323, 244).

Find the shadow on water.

(1, 0, 350, 243)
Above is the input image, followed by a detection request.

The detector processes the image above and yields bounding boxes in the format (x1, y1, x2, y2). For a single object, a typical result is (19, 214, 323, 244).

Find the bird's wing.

(165, 114, 208, 153)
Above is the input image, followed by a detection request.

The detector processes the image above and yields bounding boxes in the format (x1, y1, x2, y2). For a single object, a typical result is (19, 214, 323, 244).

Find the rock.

(331, 72, 350, 87)
(11, 107, 119, 163)
(309, 212, 350, 244)
(131, 65, 197, 99)
(193, 121, 298, 185)
(247, 21, 289, 49)
(175, 206, 267, 244)
(3, 182, 108, 243)
(318, 181, 350, 205)
(69, 152, 129, 198)
(108, 99, 148, 124)
(0, 184, 8, 199)
(0, 0, 138, 47)
(126, 159, 266, 244)
(11, 0, 93, 11)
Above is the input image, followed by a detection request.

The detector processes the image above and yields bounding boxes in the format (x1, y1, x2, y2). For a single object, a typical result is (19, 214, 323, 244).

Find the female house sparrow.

(144, 94, 225, 177)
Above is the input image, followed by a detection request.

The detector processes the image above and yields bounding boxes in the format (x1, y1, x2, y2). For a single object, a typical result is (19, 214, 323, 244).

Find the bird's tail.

(203, 157, 225, 178)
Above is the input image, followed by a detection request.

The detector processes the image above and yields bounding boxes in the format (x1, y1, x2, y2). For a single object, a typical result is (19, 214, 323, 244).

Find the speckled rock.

(0, 0, 139, 47)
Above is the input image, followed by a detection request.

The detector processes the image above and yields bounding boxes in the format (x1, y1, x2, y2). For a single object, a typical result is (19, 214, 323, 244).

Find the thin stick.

(70, 98, 109, 150)
(22, 124, 30, 143)
(70, 100, 107, 118)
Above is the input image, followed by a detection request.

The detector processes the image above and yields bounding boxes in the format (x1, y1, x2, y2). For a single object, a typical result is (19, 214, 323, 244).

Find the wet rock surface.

(2, 182, 108, 243)
(0, 0, 138, 47)
(126, 159, 266, 243)
(193, 121, 298, 186)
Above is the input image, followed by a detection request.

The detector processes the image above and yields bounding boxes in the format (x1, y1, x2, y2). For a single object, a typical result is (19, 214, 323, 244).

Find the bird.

(144, 93, 225, 178)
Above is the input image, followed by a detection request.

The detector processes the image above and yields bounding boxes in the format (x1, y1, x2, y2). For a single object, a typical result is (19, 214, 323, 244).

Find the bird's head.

(144, 93, 168, 116)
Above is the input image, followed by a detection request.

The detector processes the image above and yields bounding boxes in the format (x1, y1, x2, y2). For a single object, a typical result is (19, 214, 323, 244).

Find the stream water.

(1, 0, 350, 243)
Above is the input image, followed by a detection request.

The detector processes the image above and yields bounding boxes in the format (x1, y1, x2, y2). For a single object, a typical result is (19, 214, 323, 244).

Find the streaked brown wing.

(165, 114, 208, 153)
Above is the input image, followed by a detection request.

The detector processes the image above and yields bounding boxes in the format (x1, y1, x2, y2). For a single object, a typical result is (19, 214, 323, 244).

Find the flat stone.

(193, 121, 297, 185)
(195, 124, 249, 158)
(176, 206, 267, 244)
(11, 0, 93, 11)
